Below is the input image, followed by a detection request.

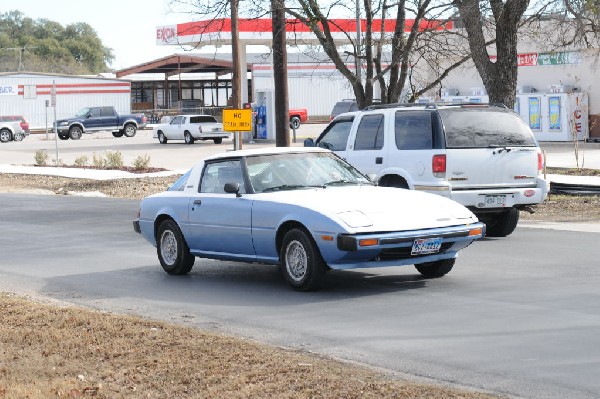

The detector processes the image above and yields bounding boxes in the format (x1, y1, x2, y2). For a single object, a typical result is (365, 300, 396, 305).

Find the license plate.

(484, 195, 507, 208)
(411, 237, 442, 255)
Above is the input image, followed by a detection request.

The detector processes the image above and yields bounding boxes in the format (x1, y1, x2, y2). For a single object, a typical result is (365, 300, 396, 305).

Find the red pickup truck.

(289, 108, 308, 129)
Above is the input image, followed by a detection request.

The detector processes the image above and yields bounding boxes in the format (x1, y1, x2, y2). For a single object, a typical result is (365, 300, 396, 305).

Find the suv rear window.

(331, 101, 358, 118)
(440, 108, 536, 148)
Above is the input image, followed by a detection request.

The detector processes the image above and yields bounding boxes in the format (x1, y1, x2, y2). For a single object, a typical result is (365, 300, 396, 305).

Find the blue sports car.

(134, 147, 485, 291)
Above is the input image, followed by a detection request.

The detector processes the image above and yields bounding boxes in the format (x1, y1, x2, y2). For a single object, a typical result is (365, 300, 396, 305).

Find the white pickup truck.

(153, 114, 231, 145)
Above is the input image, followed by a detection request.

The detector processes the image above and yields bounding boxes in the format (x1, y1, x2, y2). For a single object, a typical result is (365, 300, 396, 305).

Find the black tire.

(69, 125, 83, 140)
(0, 128, 13, 143)
(485, 208, 520, 237)
(123, 123, 137, 137)
(280, 228, 327, 291)
(213, 137, 223, 144)
(58, 133, 69, 140)
(289, 116, 301, 130)
(112, 131, 124, 138)
(184, 131, 194, 144)
(156, 219, 194, 275)
(415, 258, 455, 278)
(158, 131, 167, 144)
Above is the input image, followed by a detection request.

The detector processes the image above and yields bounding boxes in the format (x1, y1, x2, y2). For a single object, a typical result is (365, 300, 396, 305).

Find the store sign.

(156, 25, 178, 45)
(0, 85, 18, 95)
(538, 51, 581, 65)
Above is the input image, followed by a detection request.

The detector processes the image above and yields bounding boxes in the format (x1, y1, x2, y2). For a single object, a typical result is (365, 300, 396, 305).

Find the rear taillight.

(142, 115, 147, 123)
(432, 154, 446, 177)
(537, 151, 544, 172)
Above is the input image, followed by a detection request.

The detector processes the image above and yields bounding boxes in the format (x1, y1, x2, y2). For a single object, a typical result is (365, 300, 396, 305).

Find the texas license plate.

(484, 195, 507, 207)
(411, 237, 442, 255)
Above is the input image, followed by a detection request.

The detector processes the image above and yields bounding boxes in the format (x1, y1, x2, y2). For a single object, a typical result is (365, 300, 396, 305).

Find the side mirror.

(224, 182, 241, 197)
(303, 138, 315, 147)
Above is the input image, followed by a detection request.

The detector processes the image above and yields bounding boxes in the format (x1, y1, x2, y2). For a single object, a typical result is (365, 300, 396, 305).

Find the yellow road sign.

(222, 108, 253, 132)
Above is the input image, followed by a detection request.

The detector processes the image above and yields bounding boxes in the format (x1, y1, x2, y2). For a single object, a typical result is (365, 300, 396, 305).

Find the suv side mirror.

(303, 138, 315, 147)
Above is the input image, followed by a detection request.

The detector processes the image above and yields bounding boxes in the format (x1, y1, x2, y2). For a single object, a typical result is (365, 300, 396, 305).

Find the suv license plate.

(411, 237, 443, 255)
(484, 195, 507, 207)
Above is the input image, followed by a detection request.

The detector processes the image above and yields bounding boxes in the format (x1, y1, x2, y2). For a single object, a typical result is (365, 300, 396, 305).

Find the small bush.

(74, 155, 88, 168)
(92, 152, 107, 168)
(104, 151, 124, 169)
(133, 154, 151, 171)
(34, 150, 49, 166)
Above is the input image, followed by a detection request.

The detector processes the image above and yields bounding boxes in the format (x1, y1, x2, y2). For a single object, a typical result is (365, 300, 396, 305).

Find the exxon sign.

(156, 25, 177, 45)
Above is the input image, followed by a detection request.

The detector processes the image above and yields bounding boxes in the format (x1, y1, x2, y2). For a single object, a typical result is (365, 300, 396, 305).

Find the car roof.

(333, 102, 512, 119)
(203, 146, 330, 162)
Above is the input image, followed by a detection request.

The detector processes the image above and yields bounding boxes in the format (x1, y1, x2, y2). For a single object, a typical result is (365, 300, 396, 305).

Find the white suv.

(306, 103, 549, 237)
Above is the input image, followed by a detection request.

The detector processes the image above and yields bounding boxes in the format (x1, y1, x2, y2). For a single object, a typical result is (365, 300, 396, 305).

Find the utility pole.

(272, 0, 290, 147)
(231, 0, 243, 150)
(1, 45, 37, 71)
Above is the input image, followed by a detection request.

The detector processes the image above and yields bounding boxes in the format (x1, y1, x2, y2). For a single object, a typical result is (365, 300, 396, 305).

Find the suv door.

(343, 112, 387, 177)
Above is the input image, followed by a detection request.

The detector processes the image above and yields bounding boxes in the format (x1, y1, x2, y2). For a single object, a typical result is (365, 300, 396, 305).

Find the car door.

(186, 159, 255, 258)
(82, 107, 102, 131)
(314, 116, 354, 159)
(101, 107, 119, 130)
(165, 116, 185, 139)
(343, 112, 387, 177)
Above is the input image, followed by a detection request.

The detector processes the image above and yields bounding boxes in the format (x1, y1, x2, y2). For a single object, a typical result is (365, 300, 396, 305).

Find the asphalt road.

(1, 193, 599, 398)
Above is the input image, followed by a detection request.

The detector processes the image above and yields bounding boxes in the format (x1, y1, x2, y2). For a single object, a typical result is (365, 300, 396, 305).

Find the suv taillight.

(432, 154, 446, 177)
(537, 151, 544, 172)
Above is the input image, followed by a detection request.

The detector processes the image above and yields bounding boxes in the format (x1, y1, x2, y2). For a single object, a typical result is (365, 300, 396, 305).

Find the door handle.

(193, 200, 202, 205)
(375, 157, 383, 164)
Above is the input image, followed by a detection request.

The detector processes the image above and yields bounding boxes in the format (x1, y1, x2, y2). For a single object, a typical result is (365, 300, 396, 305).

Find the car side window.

(316, 118, 353, 151)
(170, 116, 184, 125)
(101, 107, 115, 117)
(394, 111, 433, 150)
(353, 114, 384, 150)
(89, 108, 101, 117)
(200, 160, 246, 194)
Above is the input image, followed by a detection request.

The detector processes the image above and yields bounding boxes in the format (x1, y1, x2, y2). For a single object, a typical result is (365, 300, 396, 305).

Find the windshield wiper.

(324, 179, 357, 186)
(262, 184, 322, 192)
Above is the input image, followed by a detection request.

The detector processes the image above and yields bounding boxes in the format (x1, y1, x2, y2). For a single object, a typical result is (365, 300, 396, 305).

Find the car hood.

(258, 185, 478, 233)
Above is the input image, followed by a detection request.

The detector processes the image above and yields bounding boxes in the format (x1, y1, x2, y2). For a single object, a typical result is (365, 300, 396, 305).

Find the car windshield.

(246, 152, 371, 193)
(74, 108, 91, 117)
(440, 108, 537, 148)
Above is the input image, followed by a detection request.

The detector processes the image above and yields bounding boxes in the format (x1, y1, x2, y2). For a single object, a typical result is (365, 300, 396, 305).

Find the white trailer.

(0, 72, 132, 131)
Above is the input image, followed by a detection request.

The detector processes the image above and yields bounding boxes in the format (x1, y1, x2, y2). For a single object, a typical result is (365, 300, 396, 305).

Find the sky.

(5, 0, 196, 70)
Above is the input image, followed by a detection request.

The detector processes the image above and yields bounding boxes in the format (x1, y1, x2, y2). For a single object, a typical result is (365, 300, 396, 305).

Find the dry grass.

(0, 294, 498, 399)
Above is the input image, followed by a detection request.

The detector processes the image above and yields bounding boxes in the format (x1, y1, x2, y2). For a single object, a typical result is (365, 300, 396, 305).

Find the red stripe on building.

(18, 83, 131, 89)
(34, 90, 131, 95)
(177, 18, 453, 37)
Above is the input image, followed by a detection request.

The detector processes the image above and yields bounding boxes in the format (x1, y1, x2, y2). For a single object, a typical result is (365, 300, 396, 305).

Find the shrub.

(34, 150, 49, 166)
(133, 154, 151, 171)
(92, 152, 107, 168)
(74, 155, 88, 168)
(104, 151, 124, 169)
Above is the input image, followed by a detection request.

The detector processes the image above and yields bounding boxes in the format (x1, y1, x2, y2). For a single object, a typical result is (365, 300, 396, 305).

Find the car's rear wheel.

(123, 123, 137, 137)
(289, 116, 301, 130)
(0, 128, 13, 143)
(13, 132, 24, 141)
(485, 208, 520, 237)
(157, 219, 194, 275)
(213, 138, 223, 144)
(69, 126, 82, 140)
(112, 131, 124, 137)
(184, 131, 194, 144)
(158, 131, 167, 144)
(280, 228, 327, 291)
(415, 258, 455, 278)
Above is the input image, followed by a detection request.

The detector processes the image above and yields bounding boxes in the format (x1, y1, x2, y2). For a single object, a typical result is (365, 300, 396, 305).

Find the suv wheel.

(484, 208, 520, 237)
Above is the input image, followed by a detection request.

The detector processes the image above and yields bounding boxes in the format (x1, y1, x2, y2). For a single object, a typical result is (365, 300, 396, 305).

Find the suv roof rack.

(364, 102, 438, 111)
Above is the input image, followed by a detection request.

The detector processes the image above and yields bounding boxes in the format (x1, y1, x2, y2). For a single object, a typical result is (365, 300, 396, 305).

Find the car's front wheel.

(184, 131, 194, 144)
(213, 138, 223, 144)
(0, 128, 13, 143)
(158, 131, 167, 144)
(280, 228, 327, 291)
(289, 116, 301, 130)
(157, 219, 194, 275)
(484, 208, 520, 237)
(58, 133, 69, 140)
(415, 258, 455, 278)
(69, 125, 82, 140)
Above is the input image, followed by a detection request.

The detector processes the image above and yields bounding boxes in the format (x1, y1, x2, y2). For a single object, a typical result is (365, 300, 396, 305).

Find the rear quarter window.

(190, 116, 217, 123)
(440, 109, 537, 148)
(395, 111, 434, 150)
